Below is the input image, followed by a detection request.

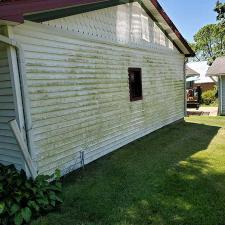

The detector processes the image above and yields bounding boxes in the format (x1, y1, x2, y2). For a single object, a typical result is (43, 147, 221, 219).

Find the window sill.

(130, 96, 143, 102)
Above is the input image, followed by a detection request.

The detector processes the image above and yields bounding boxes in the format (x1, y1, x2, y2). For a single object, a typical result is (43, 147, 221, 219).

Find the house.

(187, 61, 217, 92)
(185, 65, 200, 89)
(207, 56, 225, 115)
(0, 0, 194, 176)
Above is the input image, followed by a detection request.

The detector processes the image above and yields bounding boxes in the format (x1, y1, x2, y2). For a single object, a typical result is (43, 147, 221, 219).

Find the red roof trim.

(0, 0, 194, 56)
(150, 0, 194, 56)
(0, 0, 105, 23)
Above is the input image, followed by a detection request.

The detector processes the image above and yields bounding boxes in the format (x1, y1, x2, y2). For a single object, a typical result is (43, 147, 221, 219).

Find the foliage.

(215, 1, 225, 21)
(190, 1, 225, 64)
(190, 23, 225, 64)
(0, 164, 63, 225)
(201, 88, 217, 105)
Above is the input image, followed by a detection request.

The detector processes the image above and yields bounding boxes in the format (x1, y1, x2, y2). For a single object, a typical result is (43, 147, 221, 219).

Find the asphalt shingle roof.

(207, 56, 225, 76)
(186, 65, 199, 76)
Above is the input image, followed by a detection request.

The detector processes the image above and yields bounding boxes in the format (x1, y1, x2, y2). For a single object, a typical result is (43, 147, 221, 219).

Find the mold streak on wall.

(12, 2, 185, 175)
(222, 77, 225, 114)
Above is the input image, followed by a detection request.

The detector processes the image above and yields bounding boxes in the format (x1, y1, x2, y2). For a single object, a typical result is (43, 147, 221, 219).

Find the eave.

(0, 0, 195, 57)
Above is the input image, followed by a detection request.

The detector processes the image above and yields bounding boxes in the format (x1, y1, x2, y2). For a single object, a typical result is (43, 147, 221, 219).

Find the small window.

(128, 68, 143, 101)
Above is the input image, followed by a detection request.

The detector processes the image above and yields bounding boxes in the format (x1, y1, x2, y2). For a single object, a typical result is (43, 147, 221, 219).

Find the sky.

(158, 0, 219, 43)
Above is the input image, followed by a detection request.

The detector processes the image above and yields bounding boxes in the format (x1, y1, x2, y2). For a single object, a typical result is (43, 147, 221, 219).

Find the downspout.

(0, 33, 36, 175)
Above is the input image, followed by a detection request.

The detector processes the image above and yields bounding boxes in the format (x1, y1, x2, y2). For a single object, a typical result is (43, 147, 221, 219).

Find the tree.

(189, 1, 225, 64)
(190, 24, 225, 64)
(215, 1, 225, 22)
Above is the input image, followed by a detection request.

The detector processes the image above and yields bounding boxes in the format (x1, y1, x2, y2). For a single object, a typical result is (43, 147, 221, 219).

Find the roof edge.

(149, 0, 195, 57)
(0, 0, 195, 56)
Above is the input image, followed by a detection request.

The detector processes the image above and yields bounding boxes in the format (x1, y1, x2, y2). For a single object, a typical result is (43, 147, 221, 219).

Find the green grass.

(201, 100, 218, 107)
(32, 117, 225, 225)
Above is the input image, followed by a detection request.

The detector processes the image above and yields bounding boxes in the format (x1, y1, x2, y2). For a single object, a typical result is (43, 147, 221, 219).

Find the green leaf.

(0, 175, 4, 181)
(14, 212, 23, 225)
(49, 185, 61, 191)
(28, 201, 39, 212)
(55, 195, 63, 203)
(0, 202, 5, 214)
(49, 191, 56, 200)
(37, 198, 49, 206)
(21, 207, 32, 223)
(10, 204, 20, 215)
(54, 169, 61, 180)
(50, 200, 56, 207)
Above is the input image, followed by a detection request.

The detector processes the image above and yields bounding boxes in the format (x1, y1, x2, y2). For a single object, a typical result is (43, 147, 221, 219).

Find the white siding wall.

(13, 3, 185, 175)
(43, 2, 177, 53)
(221, 77, 225, 115)
(0, 46, 24, 169)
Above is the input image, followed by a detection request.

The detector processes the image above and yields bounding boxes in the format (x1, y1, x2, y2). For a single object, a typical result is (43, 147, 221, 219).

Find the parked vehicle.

(186, 87, 201, 110)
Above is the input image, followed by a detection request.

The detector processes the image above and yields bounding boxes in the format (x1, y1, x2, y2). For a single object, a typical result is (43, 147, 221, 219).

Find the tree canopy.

(215, 1, 225, 21)
(190, 1, 225, 64)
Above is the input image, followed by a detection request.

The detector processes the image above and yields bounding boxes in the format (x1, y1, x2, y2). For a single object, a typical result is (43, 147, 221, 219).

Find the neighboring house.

(185, 65, 200, 89)
(0, 0, 194, 176)
(207, 56, 225, 115)
(187, 61, 216, 92)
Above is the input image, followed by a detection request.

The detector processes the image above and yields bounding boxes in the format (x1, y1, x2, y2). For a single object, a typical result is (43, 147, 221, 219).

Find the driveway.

(187, 107, 218, 116)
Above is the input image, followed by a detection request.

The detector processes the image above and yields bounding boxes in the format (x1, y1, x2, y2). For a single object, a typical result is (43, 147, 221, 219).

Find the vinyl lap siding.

(42, 2, 177, 53)
(13, 21, 184, 175)
(0, 47, 24, 169)
(222, 77, 225, 115)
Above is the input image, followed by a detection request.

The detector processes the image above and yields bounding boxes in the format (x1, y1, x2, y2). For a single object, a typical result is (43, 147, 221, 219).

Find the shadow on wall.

(34, 121, 224, 225)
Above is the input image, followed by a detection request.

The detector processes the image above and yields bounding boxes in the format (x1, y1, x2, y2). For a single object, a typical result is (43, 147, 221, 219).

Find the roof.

(0, 0, 195, 57)
(186, 76, 200, 82)
(206, 56, 225, 76)
(186, 65, 199, 76)
(187, 61, 217, 84)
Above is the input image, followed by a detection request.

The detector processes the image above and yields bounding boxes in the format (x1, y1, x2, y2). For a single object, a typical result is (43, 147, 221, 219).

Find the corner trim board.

(9, 119, 37, 179)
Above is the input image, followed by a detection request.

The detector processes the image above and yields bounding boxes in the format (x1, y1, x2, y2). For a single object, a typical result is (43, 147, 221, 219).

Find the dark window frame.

(128, 68, 143, 102)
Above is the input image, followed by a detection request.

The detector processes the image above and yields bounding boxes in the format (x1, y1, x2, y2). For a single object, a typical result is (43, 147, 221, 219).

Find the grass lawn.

(32, 117, 225, 225)
(201, 101, 218, 107)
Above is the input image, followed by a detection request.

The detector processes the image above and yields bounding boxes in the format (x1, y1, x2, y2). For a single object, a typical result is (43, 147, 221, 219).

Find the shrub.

(201, 89, 217, 105)
(0, 164, 63, 225)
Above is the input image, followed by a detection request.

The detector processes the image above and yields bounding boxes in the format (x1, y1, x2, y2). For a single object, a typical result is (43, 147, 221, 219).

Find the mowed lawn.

(32, 117, 225, 225)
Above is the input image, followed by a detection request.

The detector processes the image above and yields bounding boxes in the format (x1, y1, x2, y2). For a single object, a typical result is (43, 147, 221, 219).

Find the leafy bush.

(0, 164, 63, 225)
(201, 89, 217, 105)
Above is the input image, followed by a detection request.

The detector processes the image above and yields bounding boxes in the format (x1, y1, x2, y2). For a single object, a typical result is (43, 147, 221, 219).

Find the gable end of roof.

(0, 0, 195, 56)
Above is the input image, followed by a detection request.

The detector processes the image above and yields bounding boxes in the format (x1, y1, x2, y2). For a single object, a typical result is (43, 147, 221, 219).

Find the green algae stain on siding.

(13, 4, 185, 175)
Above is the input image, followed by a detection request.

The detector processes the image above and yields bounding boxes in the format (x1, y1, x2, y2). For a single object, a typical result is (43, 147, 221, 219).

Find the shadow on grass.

(33, 121, 225, 225)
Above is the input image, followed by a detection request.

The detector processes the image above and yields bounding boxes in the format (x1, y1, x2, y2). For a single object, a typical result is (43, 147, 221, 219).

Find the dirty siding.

(0, 29, 24, 169)
(12, 2, 185, 175)
(221, 77, 225, 115)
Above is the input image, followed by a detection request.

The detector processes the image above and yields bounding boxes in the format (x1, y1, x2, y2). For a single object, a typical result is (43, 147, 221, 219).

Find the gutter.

(0, 32, 36, 177)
